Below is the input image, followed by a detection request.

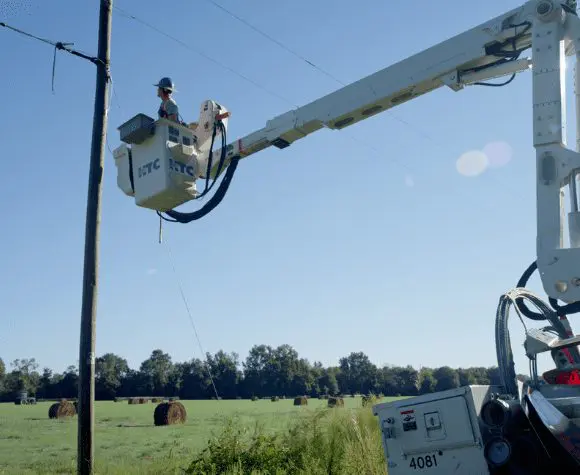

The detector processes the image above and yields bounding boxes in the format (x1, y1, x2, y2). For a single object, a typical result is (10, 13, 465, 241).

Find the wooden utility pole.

(77, 1, 112, 474)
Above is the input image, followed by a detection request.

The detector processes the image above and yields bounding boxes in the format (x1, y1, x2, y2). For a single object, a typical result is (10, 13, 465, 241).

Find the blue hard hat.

(154, 77, 175, 92)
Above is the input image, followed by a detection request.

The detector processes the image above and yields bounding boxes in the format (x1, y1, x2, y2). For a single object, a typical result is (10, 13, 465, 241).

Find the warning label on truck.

(401, 409, 417, 431)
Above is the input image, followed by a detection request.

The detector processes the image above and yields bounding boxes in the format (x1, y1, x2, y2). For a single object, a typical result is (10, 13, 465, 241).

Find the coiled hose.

(495, 288, 569, 397)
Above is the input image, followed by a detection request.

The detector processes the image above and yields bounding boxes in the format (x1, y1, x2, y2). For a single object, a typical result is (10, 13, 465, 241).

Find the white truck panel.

(373, 386, 503, 474)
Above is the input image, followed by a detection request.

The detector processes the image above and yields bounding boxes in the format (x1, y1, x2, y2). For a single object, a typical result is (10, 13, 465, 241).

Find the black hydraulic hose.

(496, 257, 580, 397)
(159, 119, 240, 224)
(515, 261, 580, 318)
(495, 288, 570, 397)
(163, 155, 240, 223)
(515, 262, 546, 321)
(496, 295, 519, 396)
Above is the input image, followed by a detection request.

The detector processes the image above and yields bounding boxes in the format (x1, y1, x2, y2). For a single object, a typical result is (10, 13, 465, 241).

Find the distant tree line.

(0, 344, 523, 402)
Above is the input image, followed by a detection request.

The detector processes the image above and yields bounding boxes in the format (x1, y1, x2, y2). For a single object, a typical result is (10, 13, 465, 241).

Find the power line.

(162, 235, 220, 401)
(202, 0, 528, 202)
(201, 0, 445, 144)
(202, 0, 344, 86)
(112, 4, 523, 203)
(112, 5, 297, 107)
(110, 5, 440, 172)
(1, 20, 105, 92)
(2, 14, 114, 475)
(3, 14, 222, 398)
(0, 21, 103, 64)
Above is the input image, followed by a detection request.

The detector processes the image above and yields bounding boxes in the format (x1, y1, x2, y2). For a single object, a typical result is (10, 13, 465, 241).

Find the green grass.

(0, 396, 402, 474)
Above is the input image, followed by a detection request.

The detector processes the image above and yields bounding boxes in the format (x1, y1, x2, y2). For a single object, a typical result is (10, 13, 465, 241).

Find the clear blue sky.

(1, 0, 575, 377)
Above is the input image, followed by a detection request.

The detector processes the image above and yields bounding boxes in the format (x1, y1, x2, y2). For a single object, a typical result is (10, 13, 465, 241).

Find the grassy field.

(0, 396, 401, 474)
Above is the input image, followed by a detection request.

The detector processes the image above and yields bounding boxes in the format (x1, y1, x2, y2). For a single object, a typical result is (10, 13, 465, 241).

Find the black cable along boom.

(156, 118, 240, 224)
(146, 3, 535, 226)
(8, 2, 580, 472)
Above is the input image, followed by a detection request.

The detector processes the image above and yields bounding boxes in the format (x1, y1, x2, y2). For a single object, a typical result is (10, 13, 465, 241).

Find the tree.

(338, 352, 378, 395)
(96, 353, 129, 399)
(242, 344, 274, 397)
(290, 358, 315, 396)
(270, 344, 300, 396)
(0, 345, 522, 402)
(57, 366, 79, 399)
(467, 367, 490, 385)
(37, 368, 53, 399)
(0, 357, 5, 394)
(418, 367, 436, 394)
(3, 358, 41, 397)
(392, 366, 419, 396)
(433, 366, 460, 391)
(119, 369, 148, 397)
(457, 368, 476, 387)
(206, 351, 241, 399)
(179, 359, 212, 399)
(140, 350, 173, 395)
(487, 366, 503, 386)
(314, 364, 339, 396)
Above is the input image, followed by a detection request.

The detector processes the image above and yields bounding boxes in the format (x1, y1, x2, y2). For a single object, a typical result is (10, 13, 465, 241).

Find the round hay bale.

(251, 396, 258, 401)
(48, 400, 76, 419)
(128, 398, 139, 405)
(328, 397, 344, 408)
(271, 396, 279, 402)
(138, 398, 147, 404)
(293, 396, 308, 406)
(154, 401, 187, 426)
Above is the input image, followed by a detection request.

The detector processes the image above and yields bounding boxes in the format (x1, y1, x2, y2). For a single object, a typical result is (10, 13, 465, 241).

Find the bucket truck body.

(112, 2, 580, 472)
(113, 100, 228, 211)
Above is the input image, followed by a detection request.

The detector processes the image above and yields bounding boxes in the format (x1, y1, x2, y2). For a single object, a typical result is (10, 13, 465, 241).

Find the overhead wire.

(7, 0, 576, 398)
(103, 73, 221, 400)
(0, 13, 225, 405)
(199, 0, 528, 201)
(0, 20, 105, 93)
(201, 0, 344, 87)
(202, 1, 580, 391)
(95, 53, 220, 398)
(112, 5, 297, 108)
(0, 16, 221, 398)
(201, 0, 447, 147)
(112, 3, 538, 394)
(112, 3, 527, 206)
(162, 233, 221, 401)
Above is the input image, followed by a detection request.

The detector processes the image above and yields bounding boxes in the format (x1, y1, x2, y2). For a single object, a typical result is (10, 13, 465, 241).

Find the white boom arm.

(115, 0, 580, 304)
(222, 4, 534, 158)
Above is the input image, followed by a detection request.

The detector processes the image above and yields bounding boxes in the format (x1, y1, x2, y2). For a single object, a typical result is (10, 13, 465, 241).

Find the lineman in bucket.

(154, 77, 180, 123)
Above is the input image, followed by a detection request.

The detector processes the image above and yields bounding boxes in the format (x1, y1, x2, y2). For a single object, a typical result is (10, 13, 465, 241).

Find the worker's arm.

(166, 100, 179, 122)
